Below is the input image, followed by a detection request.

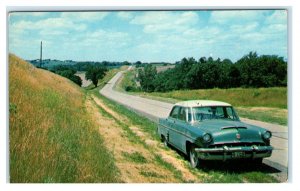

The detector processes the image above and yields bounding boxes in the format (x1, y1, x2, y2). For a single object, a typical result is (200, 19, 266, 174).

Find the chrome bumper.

(194, 145, 273, 161)
(195, 145, 273, 153)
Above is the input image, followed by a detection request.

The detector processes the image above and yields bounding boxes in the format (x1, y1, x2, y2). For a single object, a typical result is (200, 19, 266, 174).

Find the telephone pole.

(40, 41, 42, 67)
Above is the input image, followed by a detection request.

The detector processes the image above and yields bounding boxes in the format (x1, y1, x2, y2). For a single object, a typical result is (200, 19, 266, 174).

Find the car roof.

(174, 100, 231, 107)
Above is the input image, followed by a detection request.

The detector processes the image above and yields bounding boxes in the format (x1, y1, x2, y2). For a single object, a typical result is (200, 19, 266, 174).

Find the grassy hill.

(9, 54, 119, 183)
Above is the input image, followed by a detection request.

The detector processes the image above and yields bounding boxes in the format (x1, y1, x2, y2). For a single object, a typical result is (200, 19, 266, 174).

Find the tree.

(236, 52, 287, 87)
(138, 64, 157, 92)
(85, 66, 107, 87)
(123, 61, 131, 65)
(69, 75, 82, 87)
(135, 61, 141, 67)
(51, 65, 82, 86)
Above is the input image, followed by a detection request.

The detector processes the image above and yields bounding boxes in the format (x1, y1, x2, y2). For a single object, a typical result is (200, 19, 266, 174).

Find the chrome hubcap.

(163, 138, 168, 147)
(190, 149, 197, 167)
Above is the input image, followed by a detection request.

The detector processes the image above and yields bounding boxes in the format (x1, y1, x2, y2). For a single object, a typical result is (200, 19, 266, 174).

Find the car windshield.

(192, 106, 239, 121)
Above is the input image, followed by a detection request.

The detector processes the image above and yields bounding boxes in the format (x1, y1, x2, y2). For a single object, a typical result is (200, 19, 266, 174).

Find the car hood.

(193, 119, 266, 144)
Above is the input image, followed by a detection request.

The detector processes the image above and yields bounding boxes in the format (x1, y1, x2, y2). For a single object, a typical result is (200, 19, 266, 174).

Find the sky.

(8, 10, 288, 63)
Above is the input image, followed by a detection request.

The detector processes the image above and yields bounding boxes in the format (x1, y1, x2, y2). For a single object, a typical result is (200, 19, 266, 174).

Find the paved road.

(75, 72, 92, 87)
(100, 69, 288, 178)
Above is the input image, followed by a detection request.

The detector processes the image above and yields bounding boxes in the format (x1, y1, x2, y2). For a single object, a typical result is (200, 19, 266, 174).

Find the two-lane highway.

(100, 70, 172, 120)
(100, 69, 288, 178)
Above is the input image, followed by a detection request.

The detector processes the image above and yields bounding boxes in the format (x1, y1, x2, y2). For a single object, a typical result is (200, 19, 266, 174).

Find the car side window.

(179, 107, 186, 121)
(187, 108, 192, 122)
(226, 107, 235, 119)
(170, 106, 180, 119)
(215, 107, 225, 117)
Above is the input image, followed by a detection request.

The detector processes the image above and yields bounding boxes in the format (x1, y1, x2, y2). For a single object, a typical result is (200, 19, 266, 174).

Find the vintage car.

(157, 100, 273, 168)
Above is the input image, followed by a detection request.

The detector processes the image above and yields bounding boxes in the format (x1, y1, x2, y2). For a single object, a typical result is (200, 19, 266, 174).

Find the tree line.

(30, 59, 130, 71)
(50, 65, 107, 87)
(137, 52, 287, 92)
(50, 65, 83, 86)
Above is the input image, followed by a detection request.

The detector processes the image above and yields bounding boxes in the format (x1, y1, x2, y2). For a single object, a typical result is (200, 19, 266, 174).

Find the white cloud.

(210, 10, 266, 24)
(265, 10, 287, 24)
(81, 29, 131, 49)
(60, 12, 109, 21)
(9, 16, 87, 45)
(130, 11, 172, 25)
(10, 17, 86, 32)
(9, 12, 49, 18)
(230, 22, 259, 33)
(261, 24, 287, 34)
(117, 12, 133, 20)
(130, 11, 199, 33)
(239, 32, 266, 42)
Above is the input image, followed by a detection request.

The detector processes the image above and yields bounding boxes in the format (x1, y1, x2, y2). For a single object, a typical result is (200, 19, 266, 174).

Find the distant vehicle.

(157, 100, 273, 168)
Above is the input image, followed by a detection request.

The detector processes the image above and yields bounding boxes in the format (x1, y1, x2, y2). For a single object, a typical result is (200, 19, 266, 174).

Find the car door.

(167, 106, 181, 148)
(172, 107, 189, 151)
(169, 106, 186, 151)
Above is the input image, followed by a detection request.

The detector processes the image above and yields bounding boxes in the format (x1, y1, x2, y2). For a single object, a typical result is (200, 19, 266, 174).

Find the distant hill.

(27, 59, 130, 70)
(27, 58, 77, 68)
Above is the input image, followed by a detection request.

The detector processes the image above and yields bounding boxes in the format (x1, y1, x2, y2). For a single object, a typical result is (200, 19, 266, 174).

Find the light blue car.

(157, 100, 273, 168)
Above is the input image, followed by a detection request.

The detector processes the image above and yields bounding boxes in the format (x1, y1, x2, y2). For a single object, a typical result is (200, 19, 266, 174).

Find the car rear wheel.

(189, 146, 199, 168)
(162, 135, 168, 147)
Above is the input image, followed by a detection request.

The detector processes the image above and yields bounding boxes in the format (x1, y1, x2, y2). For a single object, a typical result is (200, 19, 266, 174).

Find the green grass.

(93, 92, 159, 141)
(122, 151, 148, 164)
(115, 68, 140, 92)
(90, 97, 143, 145)
(9, 54, 119, 183)
(147, 87, 287, 109)
(140, 170, 163, 178)
(198, 161, 279, 183)
(236, 107, 287, 125)
(153, 154, 184, 182)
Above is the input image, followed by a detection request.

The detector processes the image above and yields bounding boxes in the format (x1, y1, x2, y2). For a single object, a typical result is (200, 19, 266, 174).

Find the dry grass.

(89, 95, 203, 183)
(9, 54, 119, 182)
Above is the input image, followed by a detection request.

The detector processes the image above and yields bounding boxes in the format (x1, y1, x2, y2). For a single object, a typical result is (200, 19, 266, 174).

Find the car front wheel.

(189, 146, 199, 168)
(253, 158, 263, 165)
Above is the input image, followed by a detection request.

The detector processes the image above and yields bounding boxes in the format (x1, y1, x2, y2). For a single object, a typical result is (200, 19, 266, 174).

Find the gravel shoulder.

(85, 94, 206, 182)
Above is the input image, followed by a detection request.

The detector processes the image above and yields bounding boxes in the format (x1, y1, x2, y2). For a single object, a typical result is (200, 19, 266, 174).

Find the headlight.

(202, 133, 212, 143)
(262, 131, 272, 140)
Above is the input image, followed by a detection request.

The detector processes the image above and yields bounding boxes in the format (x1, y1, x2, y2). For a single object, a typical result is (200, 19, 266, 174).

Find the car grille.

(206, 142, 269, 156)
(208, 142, 266, 148)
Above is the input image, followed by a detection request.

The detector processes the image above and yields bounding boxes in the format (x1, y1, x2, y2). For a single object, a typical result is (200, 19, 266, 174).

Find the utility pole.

(40, 41, 42, 67)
